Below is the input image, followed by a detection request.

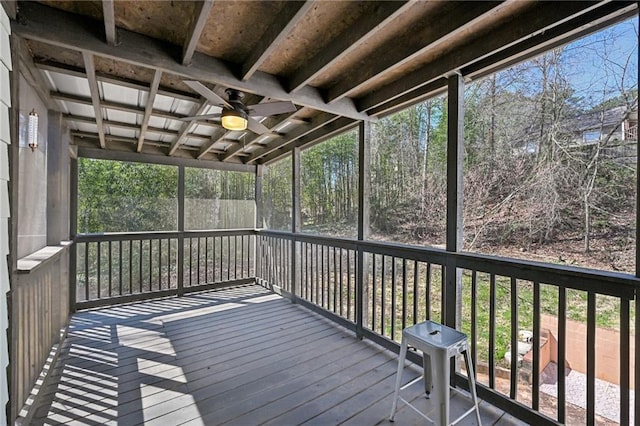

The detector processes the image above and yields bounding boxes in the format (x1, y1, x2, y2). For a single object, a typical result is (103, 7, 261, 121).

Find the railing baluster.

(347, 250, 352, 321)
(204, 236, 209, 283)
(227, 235, 231, 281)
(167, 238, 171, 289)
(119, 240, 123, 296)
(586, 292, 596, 425)
(234, 235, 238, 280)
(391, 257, 396, 340)
(381, 255, 386, 337)
(402, 258, 407, 331)
(97, 241, 101, 299)
(532, 281, 541, 411)
(333, 247, 337, 313)
(510, 277, 518, 400)
(558, 287, 567, 424)
(620, 298, 630, 425)
(188, 237, 192, 287)
(412, 260, 418, 325)
(489, 273, 496, 389)
(196, 237, 201, 285)
(471, 271, 477, 379)
(84, 242, 89, 301)
(241, 235, 245, 278)
(372, 254, 377, 332)
(339, 247, 343, 316)
(158, 238, 163, 290)
(128, 240, 133, 294)
(149, 239, 153, 291)
(425, 263, 431, 321)
(108, 240, 112, 297)
(139, 239, 143, 293)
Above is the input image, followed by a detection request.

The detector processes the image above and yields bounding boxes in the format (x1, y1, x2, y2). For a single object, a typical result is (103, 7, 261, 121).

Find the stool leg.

(432, 351, 450, 426)
(389, 338, 408, 422)
(463, 349, 482, 426)
(422, 352, 432, 397)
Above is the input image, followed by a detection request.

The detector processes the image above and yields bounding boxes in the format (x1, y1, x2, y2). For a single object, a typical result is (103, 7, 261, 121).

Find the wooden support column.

(445, 73, 464, 330)
(177, 165, 185, 296)
(46, 110, 63, 246)
(291, 148, 301, 302)
(356, 121, 371, 339)
(69, 157, 77, 314)
(254, 165, 263, 283)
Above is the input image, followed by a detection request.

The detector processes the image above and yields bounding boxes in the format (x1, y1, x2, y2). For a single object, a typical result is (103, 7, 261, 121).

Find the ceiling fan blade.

(183, 81, 233, 109)
(246, 117, 270, 135)
(179, 113, 221, 122)
(248, 101, 297, 117)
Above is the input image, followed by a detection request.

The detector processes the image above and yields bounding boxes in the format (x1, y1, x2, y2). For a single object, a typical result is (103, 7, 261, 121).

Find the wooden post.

(254, 165, 263, 284)
(291, 148, 301, 302)
(46, 110, 63, 246)
(445, 72, 464, 330)
(357, 121, 371, 339)
(177, 165, 185, 296)
(69, 158, 77, 313)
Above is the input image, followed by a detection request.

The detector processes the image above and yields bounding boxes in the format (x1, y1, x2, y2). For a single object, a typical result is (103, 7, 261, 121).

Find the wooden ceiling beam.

(357, 1, 628, 113)
(240, 0, 315, 81)
(182, 0, 214, 66)
(260, 117, 357, 165)
(102, 0, 117, 46)
(245, 112, 339, 164)
(64, 113, 212, 142)
(50, 91, 219, 128)
(81, 52, 106, 149)
(36, 59, 200, 101)
(197, 130, 228, 159)
(168, 98, 209, 155)
(287, 1, 412, 93)
(137, 69, 162, 152)
(325, 1, 508, 103)
(14, 2, 372, 122)
(77, 144, 256, 173)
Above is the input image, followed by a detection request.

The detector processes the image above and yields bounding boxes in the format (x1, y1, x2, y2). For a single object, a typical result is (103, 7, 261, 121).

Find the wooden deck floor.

(32, 284, 527, 425)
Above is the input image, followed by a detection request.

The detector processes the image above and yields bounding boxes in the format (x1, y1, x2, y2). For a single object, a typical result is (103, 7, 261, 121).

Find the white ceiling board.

(100, 81, 144, 106)
(104, 109, 139, 125)
(47, 71, 91, 97)
(64, 103, 94, 117)
(153, 94, 198, 115)
(107, 127, 136, 138)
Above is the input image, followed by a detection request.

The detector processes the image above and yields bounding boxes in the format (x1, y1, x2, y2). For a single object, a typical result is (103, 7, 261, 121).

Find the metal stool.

(389, 320, 482, 425)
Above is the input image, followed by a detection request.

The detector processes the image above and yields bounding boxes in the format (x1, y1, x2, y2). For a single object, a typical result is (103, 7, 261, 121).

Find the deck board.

(31, 284, 526, 425)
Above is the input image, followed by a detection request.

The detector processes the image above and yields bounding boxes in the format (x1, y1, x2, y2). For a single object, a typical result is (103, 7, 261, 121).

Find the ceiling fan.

(180, 81, 297, 134)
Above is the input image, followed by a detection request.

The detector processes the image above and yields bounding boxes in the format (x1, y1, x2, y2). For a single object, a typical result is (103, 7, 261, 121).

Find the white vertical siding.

(0, 6, 12, 426)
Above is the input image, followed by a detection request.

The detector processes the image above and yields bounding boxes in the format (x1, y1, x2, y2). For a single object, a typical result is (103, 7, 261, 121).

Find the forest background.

(78, 19, 638, 274)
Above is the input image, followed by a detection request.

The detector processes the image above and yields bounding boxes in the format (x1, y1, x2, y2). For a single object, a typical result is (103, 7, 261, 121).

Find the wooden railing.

(74, 229, 256, 309)
(11, 244, 71, 421)
(257, 229, 639, 426)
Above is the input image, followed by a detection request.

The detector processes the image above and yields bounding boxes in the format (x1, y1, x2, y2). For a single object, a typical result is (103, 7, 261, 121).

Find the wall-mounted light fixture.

(28, 109, 38, 152)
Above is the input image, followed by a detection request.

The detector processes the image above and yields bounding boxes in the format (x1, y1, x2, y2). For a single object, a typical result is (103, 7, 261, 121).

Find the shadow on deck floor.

(31, 284, 527, 425)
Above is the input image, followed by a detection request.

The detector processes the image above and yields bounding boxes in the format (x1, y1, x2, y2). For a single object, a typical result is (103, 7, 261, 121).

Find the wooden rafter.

(357, 1, 634, 113)
(240, 0, 315, 81)
(137, 69, 162, 152)
(81, 52, 106, 149)
(287, 1, 413, 92)
(260, 117, 357, 165)
(168, 98, 210, 155)
(102, 0, 116, 46)
(35, 60, 200, 101)
(245, 112, 339, 164)
(182, 0, 214, 66)
(325, 0, 507, 103)
(64, 113, 212, 142)
(50, 91, 219, 126)
(197, 130, 228, 160)
(14, 2, 372, 122)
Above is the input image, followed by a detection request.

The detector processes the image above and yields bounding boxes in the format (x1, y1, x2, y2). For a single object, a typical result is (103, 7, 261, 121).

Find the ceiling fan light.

(221, 109, 248, 131)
